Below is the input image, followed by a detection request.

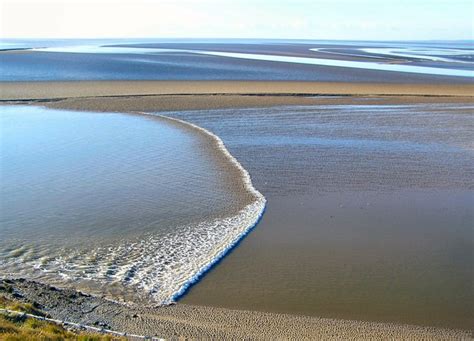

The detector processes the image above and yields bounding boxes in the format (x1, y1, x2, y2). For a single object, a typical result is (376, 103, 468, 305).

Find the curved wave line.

(138, 112, 267, 304)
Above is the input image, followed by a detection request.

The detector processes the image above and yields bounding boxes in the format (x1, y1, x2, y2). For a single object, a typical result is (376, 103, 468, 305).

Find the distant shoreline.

(1, 81, 473, 101)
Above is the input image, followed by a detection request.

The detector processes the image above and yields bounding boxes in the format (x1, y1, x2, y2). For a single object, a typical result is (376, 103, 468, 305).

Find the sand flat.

(160, 103, 473, 330)
(1, 80, 474, 100)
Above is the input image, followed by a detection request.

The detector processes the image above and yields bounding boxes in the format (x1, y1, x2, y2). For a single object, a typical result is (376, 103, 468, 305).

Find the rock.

(93, 321, 110, 329)
(12, 290, 24, 299)
(32, 301, 42, 309)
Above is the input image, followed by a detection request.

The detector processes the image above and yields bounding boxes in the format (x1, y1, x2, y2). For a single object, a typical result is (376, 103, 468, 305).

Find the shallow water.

(32, 45, 473, 77)
(0, 105, 261, 304)
(0, 39, 472, 82)
(165, 103, 474, 329)
(1, 103, 472, 328)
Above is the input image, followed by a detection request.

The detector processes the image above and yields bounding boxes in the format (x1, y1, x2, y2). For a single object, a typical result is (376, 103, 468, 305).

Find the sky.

(1, 0, 472, 40)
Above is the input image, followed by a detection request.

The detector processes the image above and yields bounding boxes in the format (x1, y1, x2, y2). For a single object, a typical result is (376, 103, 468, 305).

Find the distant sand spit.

(1, 80, 474, 101)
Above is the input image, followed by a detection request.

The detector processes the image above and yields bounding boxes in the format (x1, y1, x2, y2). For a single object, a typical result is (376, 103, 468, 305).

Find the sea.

(0, 38, 472, 81)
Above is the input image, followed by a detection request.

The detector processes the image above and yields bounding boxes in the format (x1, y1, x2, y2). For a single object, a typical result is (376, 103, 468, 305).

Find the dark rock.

(32, 301, 42, 309)
(93, 321, 110, 329)
(12, 290, 24, 299)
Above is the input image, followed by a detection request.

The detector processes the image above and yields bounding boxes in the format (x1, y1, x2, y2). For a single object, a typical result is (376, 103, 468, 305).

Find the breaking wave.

(150, 114, 266, 303)
(1, 111, 266, 305)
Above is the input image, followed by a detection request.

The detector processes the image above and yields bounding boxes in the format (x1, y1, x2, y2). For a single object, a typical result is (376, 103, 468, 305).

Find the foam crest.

(141, 113, 267, 303)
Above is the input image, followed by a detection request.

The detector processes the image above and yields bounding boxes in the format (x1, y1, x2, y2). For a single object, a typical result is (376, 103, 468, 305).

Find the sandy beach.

(1, 80, 474, 101)
(1, 80, 473, 339)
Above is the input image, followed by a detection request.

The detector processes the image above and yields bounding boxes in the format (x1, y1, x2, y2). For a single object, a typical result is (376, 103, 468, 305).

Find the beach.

(2, 36, 474, 341)
(1, 80, 474, 101)
(1, 0, 473, 334)
(1, 78, 473, 338)
(1, 278, 471, 340)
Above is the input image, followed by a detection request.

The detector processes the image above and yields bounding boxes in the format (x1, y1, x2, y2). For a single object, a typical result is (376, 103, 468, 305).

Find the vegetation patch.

(0, 295, 125, 341)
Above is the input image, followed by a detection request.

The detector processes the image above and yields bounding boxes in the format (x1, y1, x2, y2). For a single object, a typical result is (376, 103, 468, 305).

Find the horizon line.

(1, 37, 473, 42)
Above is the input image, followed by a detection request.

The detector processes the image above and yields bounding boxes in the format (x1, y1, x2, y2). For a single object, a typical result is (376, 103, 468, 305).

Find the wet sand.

(1, 82, 473, 338)
(159, 102, 473, 330)
(1, 80, 474, 101)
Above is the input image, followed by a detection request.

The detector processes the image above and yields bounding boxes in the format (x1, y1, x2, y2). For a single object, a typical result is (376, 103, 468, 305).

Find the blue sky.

(1, 0, 472, 40)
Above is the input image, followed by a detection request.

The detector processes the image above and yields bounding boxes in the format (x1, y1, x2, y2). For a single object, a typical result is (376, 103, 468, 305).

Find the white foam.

(150, 114, 266, 303)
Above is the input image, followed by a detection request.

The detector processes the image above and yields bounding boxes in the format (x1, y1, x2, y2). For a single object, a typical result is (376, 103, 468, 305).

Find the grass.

(0, 295, 125, 341)
(0, 296, 45, 316)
